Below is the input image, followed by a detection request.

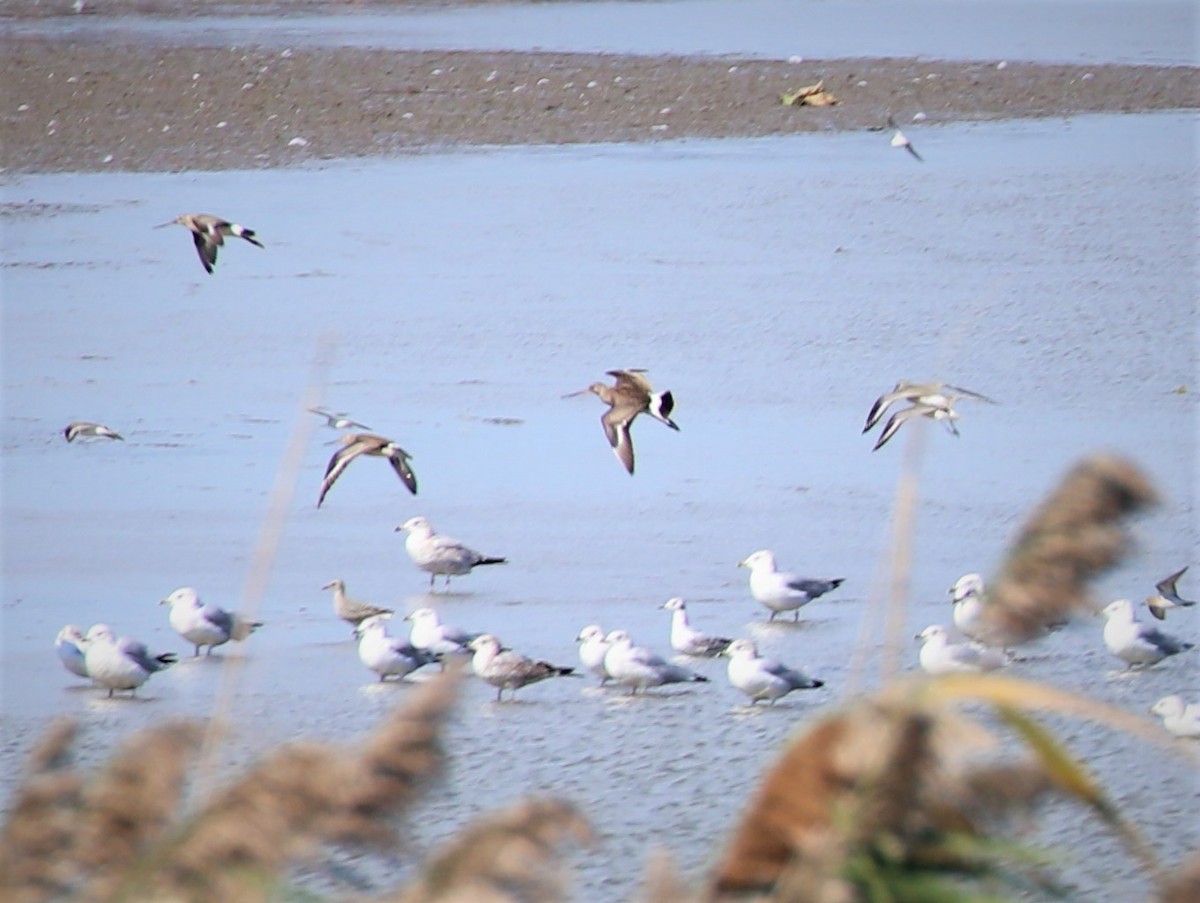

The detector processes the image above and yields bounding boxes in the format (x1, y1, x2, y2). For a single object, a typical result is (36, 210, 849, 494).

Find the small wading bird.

(1146, 566, 1196, 620)
(564, 369, 679, 475)
(317, 433, 417, 508)
(322, 579, 393, 635)
(308, 407, 373, 431)
(64, 421, 123, 442)
(887, 114, 923, 161)
(468, 634, 578, 702)
(156, 213, 264, 274)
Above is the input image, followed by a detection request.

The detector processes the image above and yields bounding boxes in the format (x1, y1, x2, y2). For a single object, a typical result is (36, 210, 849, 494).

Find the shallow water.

(2, 113, 1198, 898)
(9, 0, 1197, 65)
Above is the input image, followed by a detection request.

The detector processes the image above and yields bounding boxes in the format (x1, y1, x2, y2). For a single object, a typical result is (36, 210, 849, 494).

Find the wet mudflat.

(2, 111, 1196, 898)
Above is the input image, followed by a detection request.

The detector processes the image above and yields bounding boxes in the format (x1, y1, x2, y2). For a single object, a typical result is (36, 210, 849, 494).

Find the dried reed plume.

(389, 798, 592, 903)
(979, 454, 1157, 646)
(706, 694, 1070, 902)
(0, 719, 84, 903)
(0, 670, 461, 903)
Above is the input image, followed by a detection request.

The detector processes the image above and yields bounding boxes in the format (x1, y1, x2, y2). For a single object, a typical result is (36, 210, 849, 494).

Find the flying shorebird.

(1147, 566, 1196, 620)
(564, 369, 679, 475)
(872, 401, 961, 451)
(863, 380, 995, 434)
(887, 115, 923, 161)
(308, 407, 373, 431)
(64, 421, 123, 442)
(156, 213, 264, 274)
(317, 433, 417, 508)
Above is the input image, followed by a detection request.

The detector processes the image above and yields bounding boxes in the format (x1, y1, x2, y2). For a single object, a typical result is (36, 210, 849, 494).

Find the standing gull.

(1147, 566, 1196, 620)
(661, 597, 733, 656)
(405, 607, 480, 657)
(468, 634, 577, 701)
(949, 572, 989, 643)
(396, 516, 506, 590)
(887, 115, 923, 161)
(916, 625, 1007, 675)
(308, 407, 372, 431)
(156, 212, 264, 274)
(317, 433, 417, 508)
(1101, 598, 1193, 669)
(82, 624, 176, 697)
(564, 369, 679, 475)
(737, 550, 844, 622)
(1149, 696, 1200, 738)
(64, 421, 123, 442)
(356, 614, 439, 682)
(602, 630, 709, 695)
(576, 625, 613, 686)
(322, 579, 394, 634)
(56, 625, 90, 678)
(160, 586, 263, 657)
(723, 638, 823, 704)
(863, 381, 994, 434)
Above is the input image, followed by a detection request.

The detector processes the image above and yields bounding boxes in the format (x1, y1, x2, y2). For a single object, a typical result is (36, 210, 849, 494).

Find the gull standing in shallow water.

(317, 433, 417, 508)
(156, 212, 264, 274)
(322, 579, 393, 634)
(1150, 696, 1200, 738)
(723, 638, 823, 704)
(661, 597, 733, 656)
(1147, 566, 1196, 620)
(887, 115, 923, 161)
(405, 607, 480, 658)
(563, 369, 679, 475)
(602, 630, 709, 695)
(575, 625, 613, 686)
(56, 625, 90, 678)
(916, 625, 1007, 675)
(738, 550, 844, 622)
(82, 624, 176, 697)
(64, 421, 123, 442)
(160, 587, 263, 657)
(949, 572, 989, 643)
(1101, 598, 1193, 669)
(396, 516, 506, 590)
(468, 634, 577, 701)
(355, 614, 439, 682)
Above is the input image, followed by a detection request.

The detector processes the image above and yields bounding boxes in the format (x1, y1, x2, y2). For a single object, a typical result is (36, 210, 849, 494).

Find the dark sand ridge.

(4, 31, 1198, 174)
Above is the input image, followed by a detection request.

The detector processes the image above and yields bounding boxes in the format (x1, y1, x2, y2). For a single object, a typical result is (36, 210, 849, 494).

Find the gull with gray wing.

(160, 586, 262, 657)
(468, 634, 577, 701)
(738, 550, 843, 622)
(82, 624, 176, 697)
(724, 638, 823, 704)
(396, 516, 506, 590)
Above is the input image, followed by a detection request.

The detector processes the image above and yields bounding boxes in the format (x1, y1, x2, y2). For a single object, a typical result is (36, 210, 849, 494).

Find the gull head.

(950, 573, 985, 603)
(405, 606, 438, 624)
(661, 597, 686, 612)
(57, 624, 86, 644)
(321, 579, 344, 592)
(917, 624, 948, 643)
(161, 586, 201, 609)
(86, 624, 115, 643)
(576, 625, 606, 644)
(355, 614, 391, 636)
(396, 516, 431, 535)
(604, 629, 632, 648)
(468, 634, 501, 654)
(1151, 695, 1185, 719)
(738, 549, 774, 571)
(724, 638, 758, 659)
(1101, 599, 1135, 621)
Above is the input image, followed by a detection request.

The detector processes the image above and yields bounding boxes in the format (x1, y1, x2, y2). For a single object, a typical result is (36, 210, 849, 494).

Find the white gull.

(723, 638, 823, 704)
(661, 597, 732, 656)
(602, 630, 709, 695)
(737, 550, 844, 622)
(396, 516, 506, 590)
(82, 624, 176, 697)
(356, 614, 439, 682)
(161, 587, 263, 657)
(468, 634, 577, 701)
(1101, 598, 1193, 669)
(916, 625, 1007, 676)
